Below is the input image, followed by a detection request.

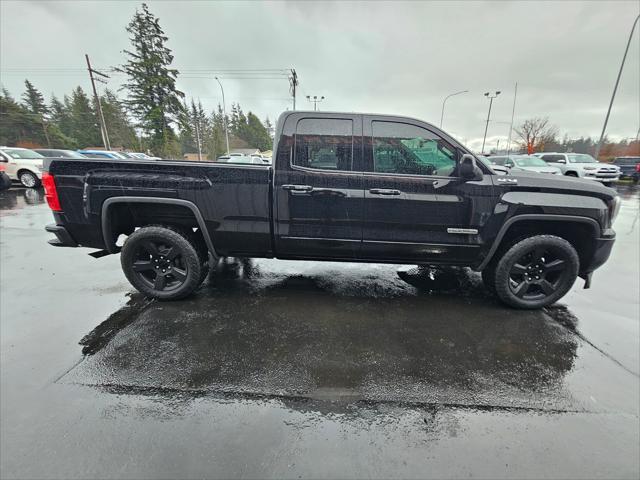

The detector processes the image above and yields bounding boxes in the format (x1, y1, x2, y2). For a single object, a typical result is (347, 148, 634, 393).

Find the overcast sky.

(1, 0, 638, 150)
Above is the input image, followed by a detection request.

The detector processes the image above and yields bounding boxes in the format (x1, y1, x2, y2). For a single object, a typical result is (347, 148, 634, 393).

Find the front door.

(274, 115, 364, 259)
(361, 117, 491, 264)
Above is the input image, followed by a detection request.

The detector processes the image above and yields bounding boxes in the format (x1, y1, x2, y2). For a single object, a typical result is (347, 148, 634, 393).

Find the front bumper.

(583, 173, 619, 182)
(45, 224, 78, 247)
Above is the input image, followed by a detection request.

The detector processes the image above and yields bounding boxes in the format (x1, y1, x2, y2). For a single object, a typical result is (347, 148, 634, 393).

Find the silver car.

(489, 155, 561, 174)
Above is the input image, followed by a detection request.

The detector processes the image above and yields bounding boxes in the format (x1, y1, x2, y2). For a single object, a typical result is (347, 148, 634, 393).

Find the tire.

(19, 170, 40, 188)
(120, 225, 202, 300)
(494, 235, 579, 309)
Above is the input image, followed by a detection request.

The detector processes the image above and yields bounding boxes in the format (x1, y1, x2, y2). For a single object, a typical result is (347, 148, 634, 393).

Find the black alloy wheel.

(494, 235, 579, 309)
(132, 240, 189, 292)
(507, 246, 570, 301)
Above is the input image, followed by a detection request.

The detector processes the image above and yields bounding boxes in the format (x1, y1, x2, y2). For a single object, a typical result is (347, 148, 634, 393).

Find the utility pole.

(506, 82, 518, 156)
(289, 69, 298, 110)
(194, 121, 202, 161)
(214, 77, 230, 155)
(85, 54, 111, 150)
(306, 95, 325, 111)
(595, 14, 640, 161)
(481, 90, 501, 154)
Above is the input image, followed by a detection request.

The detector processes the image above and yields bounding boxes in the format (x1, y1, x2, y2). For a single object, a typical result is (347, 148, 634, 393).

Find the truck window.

(294, 118, 353, 171)
(371, 121, 456, 176)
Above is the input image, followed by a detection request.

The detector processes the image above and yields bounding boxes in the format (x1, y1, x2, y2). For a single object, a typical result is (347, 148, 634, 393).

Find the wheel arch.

(101, 196, 218, 259)
(477, 214, 600, 272)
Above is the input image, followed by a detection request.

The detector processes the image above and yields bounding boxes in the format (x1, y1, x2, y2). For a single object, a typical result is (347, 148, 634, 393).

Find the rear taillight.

(635, 163, 640, 173)
(42, 172, 62, 211)
(0, 163, 5, 171)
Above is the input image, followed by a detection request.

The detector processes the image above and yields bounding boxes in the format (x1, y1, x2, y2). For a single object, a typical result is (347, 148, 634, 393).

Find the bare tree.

(514, 117, 558, 153)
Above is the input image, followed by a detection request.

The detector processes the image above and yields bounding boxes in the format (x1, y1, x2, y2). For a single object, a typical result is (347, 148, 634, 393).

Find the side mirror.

(459, 154, 483, 181)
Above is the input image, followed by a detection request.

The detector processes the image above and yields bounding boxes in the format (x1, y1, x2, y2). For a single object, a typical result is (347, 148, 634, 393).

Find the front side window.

(371, 121, 456, 176)
(294, 118, 353, 171)
(5, 149, 44, 159)
(567, 154, 597, 164)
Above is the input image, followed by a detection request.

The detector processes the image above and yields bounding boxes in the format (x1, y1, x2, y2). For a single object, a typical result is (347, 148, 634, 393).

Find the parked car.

(77, 149, 127, 159)
(34, 149, 88, 159)
(488, 155, 561, 174)
(534, 152, 620, 184)
(217, 154, 264, 164)
(0, 163, 11, 190)
(612, 156, 640, 183)
(0, 146, 44, 187)
(43, 111, 619, 309)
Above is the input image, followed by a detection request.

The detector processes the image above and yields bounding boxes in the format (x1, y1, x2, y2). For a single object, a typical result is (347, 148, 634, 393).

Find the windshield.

(513, 156, 549, 167)
(568, 154, 597, 163)
(3, 149, 44, 159)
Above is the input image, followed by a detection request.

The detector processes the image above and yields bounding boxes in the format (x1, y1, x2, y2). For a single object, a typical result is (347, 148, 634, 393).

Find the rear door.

(274, 114, 364, 259)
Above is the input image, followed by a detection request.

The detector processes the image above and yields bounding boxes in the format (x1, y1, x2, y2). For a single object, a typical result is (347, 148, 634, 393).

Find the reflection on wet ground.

(0, 187, 44, 213)
(63, 258, 584, 412)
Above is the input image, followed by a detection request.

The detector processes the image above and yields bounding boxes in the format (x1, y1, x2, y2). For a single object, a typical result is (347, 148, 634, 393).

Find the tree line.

(509, 117, 639, 160)
(0, 3, 273, 159)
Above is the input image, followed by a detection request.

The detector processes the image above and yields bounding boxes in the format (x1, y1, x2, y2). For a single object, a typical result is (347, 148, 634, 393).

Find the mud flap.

(580, 272, 593, 289)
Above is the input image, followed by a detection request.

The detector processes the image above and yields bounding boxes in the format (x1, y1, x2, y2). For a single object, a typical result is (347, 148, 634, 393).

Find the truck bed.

(46, 158, 274, 256)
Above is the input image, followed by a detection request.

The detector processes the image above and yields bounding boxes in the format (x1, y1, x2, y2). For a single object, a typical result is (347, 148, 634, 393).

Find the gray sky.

(1, 0, 639, 150)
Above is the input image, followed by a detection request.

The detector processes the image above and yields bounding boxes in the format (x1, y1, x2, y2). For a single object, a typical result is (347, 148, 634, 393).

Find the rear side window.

(294, 118, 353, 171)
(541, 154, 563, 162)
(371, 121, 457, 176)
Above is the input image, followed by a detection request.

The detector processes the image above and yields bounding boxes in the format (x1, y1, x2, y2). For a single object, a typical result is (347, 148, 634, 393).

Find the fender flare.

(101, 196, 218, 259)
(476, 214, 601, 271)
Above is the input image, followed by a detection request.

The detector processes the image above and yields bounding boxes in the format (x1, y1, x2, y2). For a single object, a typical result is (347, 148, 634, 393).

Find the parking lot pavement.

(1, 185, 639, 479)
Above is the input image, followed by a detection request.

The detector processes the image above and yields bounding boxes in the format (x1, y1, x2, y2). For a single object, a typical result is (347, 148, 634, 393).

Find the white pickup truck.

(534, 152, 620, 184)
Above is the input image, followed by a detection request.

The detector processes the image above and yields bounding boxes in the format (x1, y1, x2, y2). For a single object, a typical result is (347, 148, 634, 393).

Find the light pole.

(440, 90, 468, 129)
(594, 14, 640, 160)
(481, 90, 501, 154)
(214, 76, 230, 155)
(306, 95, 325, 111)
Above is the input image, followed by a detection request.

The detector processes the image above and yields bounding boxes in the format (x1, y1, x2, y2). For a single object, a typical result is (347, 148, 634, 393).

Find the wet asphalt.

(1, 184, 638, 479)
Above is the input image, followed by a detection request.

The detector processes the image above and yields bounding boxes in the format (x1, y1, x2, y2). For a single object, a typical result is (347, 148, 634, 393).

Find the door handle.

(369, 188, 401, 195)
(282, 184, 313, 192)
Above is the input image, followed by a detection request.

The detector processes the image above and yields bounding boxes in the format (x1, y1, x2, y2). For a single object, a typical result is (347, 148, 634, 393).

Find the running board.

(89, 248, 119, 258)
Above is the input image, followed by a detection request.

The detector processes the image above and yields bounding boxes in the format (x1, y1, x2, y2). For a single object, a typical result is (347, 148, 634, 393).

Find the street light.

(481, 90, 501, 154)
(594, 13, 640, 160)
(306, 95, 325, 111)
(440, 90, 468, 129)
(214, 76, 230, 155)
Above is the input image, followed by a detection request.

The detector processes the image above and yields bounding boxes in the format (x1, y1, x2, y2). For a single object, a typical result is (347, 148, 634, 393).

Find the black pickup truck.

(43, 111, 619, 309)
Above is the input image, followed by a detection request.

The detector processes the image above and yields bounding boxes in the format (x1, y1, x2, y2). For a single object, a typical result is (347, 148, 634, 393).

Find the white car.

(534, 152, 620, 184)
(0, 147, 44, 187)
(488, 155, 561, 174)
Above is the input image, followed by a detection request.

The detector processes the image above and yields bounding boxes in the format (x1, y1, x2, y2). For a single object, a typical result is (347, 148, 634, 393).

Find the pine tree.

(68, 86, 101, 148)
(21, 80, 48, 115)
(100, 89, 138, 149)
(117, 3, 184, 158)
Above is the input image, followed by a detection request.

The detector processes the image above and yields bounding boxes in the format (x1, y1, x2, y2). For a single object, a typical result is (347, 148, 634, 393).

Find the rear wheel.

(494, 235, 579, 309)
(120, 225, 202, 300)
(19, 171, 40, 188)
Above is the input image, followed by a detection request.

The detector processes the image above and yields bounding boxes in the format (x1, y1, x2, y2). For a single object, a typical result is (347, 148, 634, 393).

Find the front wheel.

(494, 235, 579, 309)
(19, 171, 40, 188)
(120, 225, 202, 300)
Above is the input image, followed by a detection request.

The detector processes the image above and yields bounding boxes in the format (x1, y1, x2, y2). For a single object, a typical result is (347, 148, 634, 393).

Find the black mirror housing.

(459, 154, 483, 181)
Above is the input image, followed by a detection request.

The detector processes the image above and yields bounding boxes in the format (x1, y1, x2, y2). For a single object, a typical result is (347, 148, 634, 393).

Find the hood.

(496, 170, 617, 201)
(517, 166, 561, 174)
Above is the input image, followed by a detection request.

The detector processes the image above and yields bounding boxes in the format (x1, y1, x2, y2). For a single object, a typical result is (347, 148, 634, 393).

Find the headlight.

(609, 196, 621, 225)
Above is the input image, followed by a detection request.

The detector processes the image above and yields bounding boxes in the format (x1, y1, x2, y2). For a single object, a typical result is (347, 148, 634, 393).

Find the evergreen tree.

(66, 86, 101, 148)
(117, 2, 184, 158)
(245, 112, 272, 151)
(21, 80, 48, 115)
(100, 89, 138, 149)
